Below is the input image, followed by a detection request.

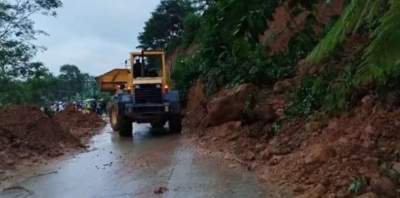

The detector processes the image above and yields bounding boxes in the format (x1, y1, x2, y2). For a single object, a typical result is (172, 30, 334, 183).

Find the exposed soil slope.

(184, 82, 400, 197)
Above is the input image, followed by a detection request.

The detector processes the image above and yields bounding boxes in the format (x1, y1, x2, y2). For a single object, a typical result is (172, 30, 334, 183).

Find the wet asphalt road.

(0, 124, 269, 198)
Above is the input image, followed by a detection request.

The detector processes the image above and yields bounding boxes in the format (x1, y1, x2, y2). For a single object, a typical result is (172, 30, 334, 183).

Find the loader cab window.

(132, 55, 162, 78)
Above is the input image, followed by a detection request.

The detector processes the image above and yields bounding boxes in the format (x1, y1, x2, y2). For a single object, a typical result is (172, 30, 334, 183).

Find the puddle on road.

(0, 124, 270, 198)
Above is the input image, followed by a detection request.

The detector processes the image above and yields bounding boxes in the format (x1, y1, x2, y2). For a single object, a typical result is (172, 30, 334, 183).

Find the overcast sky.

(33, 0, 160, 76)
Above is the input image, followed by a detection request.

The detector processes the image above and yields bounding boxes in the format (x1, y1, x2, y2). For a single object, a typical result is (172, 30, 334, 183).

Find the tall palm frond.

(306, 0, 383, 63)
(355, 0, 400, 85)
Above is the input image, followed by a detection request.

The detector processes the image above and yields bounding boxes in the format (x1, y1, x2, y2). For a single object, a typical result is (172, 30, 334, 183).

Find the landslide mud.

(54, 106, 106, 140)
(0, 106, 105, 186)
(184, 81, 400, 197)
(0, 106, 80, 170)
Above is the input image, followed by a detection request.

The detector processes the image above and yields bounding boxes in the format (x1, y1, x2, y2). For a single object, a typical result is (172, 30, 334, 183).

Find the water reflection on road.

(0, 124, 269, 198)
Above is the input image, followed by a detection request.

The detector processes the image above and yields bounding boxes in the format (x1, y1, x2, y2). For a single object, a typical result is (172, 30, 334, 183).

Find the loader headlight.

(135, 85, 140, 89)
(156, 84, 161, 88)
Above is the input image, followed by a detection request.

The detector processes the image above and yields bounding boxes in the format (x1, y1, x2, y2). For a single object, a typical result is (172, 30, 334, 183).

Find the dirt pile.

(263, 105, 400, 197)
(182, 81, 208, 134)
(205, 84, 257, 127)
(0, 106, 80, 169)
(54, 106, 106, 139)
(185, 82, 400, 197)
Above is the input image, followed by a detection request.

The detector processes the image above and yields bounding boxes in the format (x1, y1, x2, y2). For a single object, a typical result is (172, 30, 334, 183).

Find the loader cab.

(133, 55, 163, 77)
(130, 51, 170, 104)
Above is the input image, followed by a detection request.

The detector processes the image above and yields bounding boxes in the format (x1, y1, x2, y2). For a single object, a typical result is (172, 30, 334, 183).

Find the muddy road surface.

(0, 124, 270, 198)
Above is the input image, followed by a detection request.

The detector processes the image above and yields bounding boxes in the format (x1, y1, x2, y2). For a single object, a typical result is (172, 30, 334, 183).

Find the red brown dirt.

(262, 106, 400, 197)
(54, 105, 106, 140)
(0, 106, 81, 170)
(0, 105, 106, 173)
(182, 81, 208, 134)
(259, 0, 344, 54)
(185, 82, 400, 197)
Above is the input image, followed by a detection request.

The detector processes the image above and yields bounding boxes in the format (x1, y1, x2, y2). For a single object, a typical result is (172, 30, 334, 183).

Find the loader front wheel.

(118, 117, 132, 137)
(110, 105, 121, 131)
(109, 105, 132, 137)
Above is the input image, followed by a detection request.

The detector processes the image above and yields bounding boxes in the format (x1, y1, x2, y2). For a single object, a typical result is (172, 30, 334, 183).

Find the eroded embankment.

(183, 81, 400, 198)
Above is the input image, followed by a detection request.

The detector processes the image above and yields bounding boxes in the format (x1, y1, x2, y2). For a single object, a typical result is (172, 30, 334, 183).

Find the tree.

(58, 64, 86, 100)
(138, 0, 194, 50)
(0, 0, 62, 80)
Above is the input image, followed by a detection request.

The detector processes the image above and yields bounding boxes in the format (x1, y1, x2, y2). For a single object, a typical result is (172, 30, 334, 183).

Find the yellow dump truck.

(97, 51, 181, 136)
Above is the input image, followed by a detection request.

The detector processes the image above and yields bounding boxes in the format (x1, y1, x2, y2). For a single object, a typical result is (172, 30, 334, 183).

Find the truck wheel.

(169, 116, 182, 133)
(118, 117, 132, 137)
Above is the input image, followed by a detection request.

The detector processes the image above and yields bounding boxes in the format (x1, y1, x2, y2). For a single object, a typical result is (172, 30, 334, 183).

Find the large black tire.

(109, 105, 121, 131)
(169, 116, 182, 133)
(119, 116, 133, 137)
(109, 104, 132, 137)
(151, 121, 166, 129)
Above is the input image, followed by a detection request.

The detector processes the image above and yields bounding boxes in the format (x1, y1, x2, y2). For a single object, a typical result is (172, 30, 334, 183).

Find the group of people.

(47, 100, 107, 115)
(89, 100, 107, 115)
(50, 101, 66, 112)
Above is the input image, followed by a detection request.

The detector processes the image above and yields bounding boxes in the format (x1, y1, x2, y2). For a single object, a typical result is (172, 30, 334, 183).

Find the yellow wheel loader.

(97, 51, 181, 137)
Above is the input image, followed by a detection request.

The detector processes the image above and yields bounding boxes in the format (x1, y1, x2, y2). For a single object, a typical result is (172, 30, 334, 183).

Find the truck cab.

(97, 51, 181, 137)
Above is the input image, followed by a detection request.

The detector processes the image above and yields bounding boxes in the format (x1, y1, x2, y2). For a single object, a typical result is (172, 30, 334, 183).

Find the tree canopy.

(137, 0, 194, 50)
(0, 0, 62, 80)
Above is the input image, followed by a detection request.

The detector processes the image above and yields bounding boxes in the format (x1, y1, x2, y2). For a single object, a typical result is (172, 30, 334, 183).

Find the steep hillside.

(165, 0, 400, 197)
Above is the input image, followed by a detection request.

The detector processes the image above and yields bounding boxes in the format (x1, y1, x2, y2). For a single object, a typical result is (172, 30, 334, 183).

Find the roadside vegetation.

(140, 0, 400, 116)
(0, 0, 106, 107)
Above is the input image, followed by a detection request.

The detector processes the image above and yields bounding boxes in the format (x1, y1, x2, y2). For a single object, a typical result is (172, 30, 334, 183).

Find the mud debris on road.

(0, 105, 105, 187)
(154, 186, 168, 194)
(54, 105, 106, 141)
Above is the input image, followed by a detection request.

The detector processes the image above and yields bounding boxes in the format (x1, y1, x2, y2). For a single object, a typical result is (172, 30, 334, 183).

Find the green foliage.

(356, 0, 400, 86)
(271, 120, 282, 136)
(175, 0, 282, 94)
(289, 63, 357, 116)
(181, 13, 201, 48)
(307, 0, 384, 63)
(0, 64, 104, 107)
(324, 65, 355, 113)
(137, 0, 194, 50)
(168, 0, 325, 97)
(288, 77, 328, 116)
(59, 64, 87, 98)
(171, 54, 202, 98)
(292, 0, 400, 116)
(0, 0, 62, 79)
(348, 176, 367, 195)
